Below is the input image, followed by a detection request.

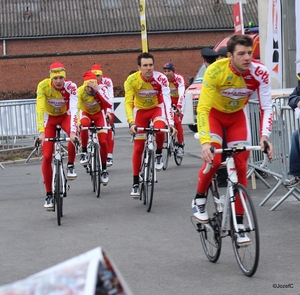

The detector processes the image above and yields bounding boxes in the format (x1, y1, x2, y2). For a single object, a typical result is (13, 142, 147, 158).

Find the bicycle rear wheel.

(143, 150, 155, 212)
(198, 185, 222, 262)
(92, 145, 101, 198)
(230, 184, 259, 277)
(174, 140, 183, 166)
(54, 161, 63, 226)
(162, 133, 171, 170)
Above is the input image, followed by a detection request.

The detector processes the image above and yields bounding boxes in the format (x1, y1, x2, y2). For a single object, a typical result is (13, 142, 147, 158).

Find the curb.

(0, 157, 41, 167)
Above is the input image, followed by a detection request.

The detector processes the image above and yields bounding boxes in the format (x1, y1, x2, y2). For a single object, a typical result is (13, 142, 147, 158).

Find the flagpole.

(140, 0, 148, 53)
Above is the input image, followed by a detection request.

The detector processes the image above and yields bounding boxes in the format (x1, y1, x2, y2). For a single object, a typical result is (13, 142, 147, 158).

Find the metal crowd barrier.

(248, 96, 300, 210)
(0, 99, 38, 169)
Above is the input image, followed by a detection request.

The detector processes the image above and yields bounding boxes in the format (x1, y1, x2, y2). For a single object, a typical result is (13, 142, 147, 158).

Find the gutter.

(0, 45, 221, 59)
(0, 28, 234, 41)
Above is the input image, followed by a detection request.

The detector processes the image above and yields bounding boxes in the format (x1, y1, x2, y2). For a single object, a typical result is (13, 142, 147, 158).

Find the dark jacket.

(288, 79, 300, 110)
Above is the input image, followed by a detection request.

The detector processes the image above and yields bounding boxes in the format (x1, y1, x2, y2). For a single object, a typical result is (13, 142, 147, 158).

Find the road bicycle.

(191, 142, 269, 277)
(135, 123, 169, 212)
(162, 128, 183, 170)
(37, 125, 78, 226)
(162, 107, 184, 170)
(81, 122, 110, 198)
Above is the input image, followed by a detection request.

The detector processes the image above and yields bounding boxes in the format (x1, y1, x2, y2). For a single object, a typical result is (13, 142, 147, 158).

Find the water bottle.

(148, 134, 154, 150)
(214, 195, 225, 212)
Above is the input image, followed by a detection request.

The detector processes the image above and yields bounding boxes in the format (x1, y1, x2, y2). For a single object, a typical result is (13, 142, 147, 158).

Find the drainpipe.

(3, 40, 6, 55)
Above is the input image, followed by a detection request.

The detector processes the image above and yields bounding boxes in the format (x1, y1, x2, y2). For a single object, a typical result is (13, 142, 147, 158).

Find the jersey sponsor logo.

(83, 101, 99, 108)
(138, 90, 158, 97)
(47, 99, 68, 108)
(66, 83, 77, 95)
(170, 87, 178, 96)
(221, 88, 253, 99)
(229, 101, 239, 106)
(157, 74, 168, 87)
(254, 66, 269, 84)
(244, 75, 252, 80)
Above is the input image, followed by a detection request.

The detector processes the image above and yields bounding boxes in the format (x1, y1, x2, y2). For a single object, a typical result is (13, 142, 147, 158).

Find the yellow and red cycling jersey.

(197, 58, 273, 144)
(77, 84, 112, 124)
(36, 78, 78, 133)
(98, 76, 114, 114)
(124, 71, 174, 125)
(168, 73, 186, 111)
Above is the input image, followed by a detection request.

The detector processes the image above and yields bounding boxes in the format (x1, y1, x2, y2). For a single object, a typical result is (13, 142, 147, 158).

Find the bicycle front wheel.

(198, 185, 222, 262)
(174, 140, 183, 166)
(162, 133, 171, 170)
(143, 150, 155, 212)
(54, 161, 63, 226)
(230, 184, 259, 277)
(92, 145, 101, 198)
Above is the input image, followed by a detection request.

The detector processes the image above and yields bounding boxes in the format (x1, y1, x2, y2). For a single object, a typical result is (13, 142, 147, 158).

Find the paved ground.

(1, 126, 300, 295)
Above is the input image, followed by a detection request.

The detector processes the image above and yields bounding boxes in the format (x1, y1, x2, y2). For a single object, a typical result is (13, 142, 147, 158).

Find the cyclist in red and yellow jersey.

(124, 52, 177, 198)
(91, 64, 115, 167)
(78, 71, 112, 185)
(163, 62, 186, 157)
(192, 34, 273, 245)
(36, 62, 78, 210)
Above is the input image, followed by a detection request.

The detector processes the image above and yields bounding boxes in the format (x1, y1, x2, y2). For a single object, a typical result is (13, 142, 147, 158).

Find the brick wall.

(0, 31, 231, 98)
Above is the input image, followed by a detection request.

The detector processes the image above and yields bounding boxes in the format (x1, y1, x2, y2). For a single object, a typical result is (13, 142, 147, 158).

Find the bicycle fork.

(52, 160, 69, 198)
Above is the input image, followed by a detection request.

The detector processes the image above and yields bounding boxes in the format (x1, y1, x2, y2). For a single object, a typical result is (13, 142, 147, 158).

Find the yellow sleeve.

(124, 76, 135, 124)
(36, 80, 47, 133)
(196, 68, 217, 144)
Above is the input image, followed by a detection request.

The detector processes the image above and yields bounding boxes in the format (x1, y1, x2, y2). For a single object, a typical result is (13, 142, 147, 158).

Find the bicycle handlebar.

(135, 126, 169, 133)
(35, 136, 80, 150)
(80, 126, 111, 132)
(203, 141, 270, 174)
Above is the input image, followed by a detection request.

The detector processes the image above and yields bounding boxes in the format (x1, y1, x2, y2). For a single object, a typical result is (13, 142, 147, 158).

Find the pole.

(140, 0, 148, 53)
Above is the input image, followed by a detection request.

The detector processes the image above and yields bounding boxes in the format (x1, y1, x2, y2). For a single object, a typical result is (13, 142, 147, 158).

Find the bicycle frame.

(193, 143, 269, 276)
(136, 123, 169, 212)
(82, 124, 111, 171)
(144, 130, 157, 182)
(81, 123, 110, 197)
(210, 146, 268, 236)
(218, 156, 252, 237)
(88, 128, 101, 173)
(43, 125, 71, 225)
(137, 124, 169, 182)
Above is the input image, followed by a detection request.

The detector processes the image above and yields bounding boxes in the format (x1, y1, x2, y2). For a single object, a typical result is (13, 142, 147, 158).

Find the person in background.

(192, 35, 273, 246)
(163, 62, 186, 157)
(91, 64, 115, 167)
(36, 62, 78, 210)
(285, 76, 300, 187)
(124, 52, 176, 198)
(216, 46, 228, 60)
(201, 47, 219, 66)
(78, 71, 112, 186)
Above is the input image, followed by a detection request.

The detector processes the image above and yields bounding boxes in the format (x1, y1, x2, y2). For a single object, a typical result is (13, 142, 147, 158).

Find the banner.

(233, 2, 244, 34)
(0, 247, 132, 295)
(140, 0, 148, 53)
(296, 0, 300, 73)
(265, 0, 282, 88)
